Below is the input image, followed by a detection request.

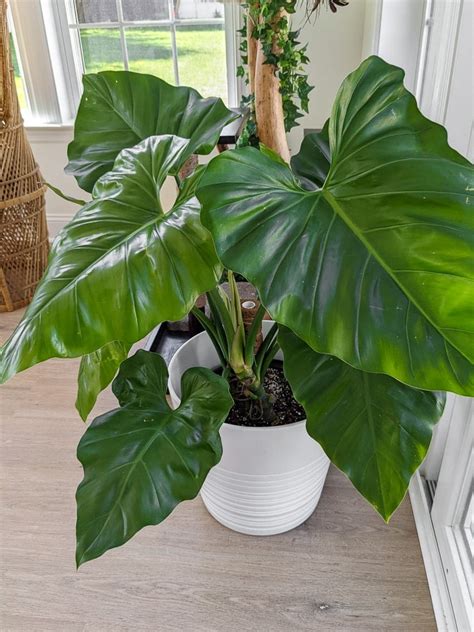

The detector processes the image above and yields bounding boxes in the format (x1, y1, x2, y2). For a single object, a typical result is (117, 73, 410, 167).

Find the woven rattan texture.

(0, 0, 49, 311)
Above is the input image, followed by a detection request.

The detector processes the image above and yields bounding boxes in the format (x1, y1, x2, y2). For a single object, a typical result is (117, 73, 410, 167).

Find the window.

(8, 0, 241, 125)
(66, 0, 229, 102)
(8, 28, 28, 113)
(7, 8, 29, 116)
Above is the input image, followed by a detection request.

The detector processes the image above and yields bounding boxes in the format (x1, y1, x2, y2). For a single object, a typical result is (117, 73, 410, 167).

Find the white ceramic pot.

(168, 321, 330, 536)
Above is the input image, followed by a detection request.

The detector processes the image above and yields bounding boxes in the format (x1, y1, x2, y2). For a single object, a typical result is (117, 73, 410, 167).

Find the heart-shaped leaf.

(197, 56, 474, 396)
(67, 71, 239, 192)
(76, 349, 233, 566)
(76, 341, 131, 421)
(0, 135, 222, 383)
(279, 327, 445, 520)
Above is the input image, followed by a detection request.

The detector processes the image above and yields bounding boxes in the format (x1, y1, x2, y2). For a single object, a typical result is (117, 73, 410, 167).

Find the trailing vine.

(237, 0, 312, 145)
(237, 0, 349, 148)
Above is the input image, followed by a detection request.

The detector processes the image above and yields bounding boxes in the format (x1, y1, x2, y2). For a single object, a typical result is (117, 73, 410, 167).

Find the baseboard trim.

(46, 215, 72, 237)
(26, 125, 73, 144)
(409, 472, 456, 631)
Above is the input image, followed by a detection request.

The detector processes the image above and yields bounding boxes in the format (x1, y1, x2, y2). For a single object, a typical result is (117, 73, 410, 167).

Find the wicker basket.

(0, 0, 49, 312)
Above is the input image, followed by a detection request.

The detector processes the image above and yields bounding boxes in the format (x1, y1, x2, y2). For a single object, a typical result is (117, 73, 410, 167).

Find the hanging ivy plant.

(237, 0, 349, 147)
(238, 0, 312, 139)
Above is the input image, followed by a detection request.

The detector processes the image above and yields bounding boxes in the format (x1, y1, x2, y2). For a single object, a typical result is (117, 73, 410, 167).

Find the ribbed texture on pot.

(201, 456, 330, 536)
(168, 323, 331, 536)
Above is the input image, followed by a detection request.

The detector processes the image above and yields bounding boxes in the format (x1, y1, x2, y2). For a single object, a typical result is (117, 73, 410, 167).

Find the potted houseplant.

(166, 275, 331, 536)
(1, 3, 473, 567)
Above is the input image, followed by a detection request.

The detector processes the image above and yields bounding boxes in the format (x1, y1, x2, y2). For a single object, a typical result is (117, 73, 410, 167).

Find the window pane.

(176, 24, 227, 101)
(126, 27, 175, 84)
(80, 29, 124, 73)
(9, 33, 28, 111)
(122, 0, 170, 22)
(74, 0, 118, 24)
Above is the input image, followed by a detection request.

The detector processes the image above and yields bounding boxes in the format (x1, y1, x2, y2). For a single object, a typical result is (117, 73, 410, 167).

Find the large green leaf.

(76, 341, 131, 421)
(198, 56, 474, 396)
(0, 135, 222, 383)
(76, 350, 233, 566)
(67, 71, 238, 192)
(279, 327, 445, 520)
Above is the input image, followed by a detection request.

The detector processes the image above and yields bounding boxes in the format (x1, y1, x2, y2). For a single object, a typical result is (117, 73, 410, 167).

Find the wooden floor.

(0, 310, 436, 632)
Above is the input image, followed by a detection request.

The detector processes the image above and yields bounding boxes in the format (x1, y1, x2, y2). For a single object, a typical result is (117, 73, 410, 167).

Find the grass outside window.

(80, 26, 228, 101)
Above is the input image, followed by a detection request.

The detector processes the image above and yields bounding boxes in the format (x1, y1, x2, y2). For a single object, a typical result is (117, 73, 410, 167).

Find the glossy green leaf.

(290, 120, 330, 188)
(76, 341, 130, 421)
(198, 56, 474, 396)
(279, 327, 445, 520)
(0, 135, 222, 384)
(67, 71, 238, 192)
(175, 164, 207, 207)
(76, 350, 233, 566)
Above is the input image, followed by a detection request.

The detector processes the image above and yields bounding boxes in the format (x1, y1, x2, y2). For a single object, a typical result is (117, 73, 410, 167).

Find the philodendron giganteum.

(0, 57, 472, 565)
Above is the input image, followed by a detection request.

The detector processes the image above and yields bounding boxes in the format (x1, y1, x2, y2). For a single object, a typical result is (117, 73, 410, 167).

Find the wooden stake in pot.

(241, 299, 264, 353)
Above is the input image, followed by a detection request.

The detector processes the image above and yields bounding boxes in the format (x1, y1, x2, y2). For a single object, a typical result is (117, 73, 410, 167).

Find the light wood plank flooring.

(0, 310, 435, 631)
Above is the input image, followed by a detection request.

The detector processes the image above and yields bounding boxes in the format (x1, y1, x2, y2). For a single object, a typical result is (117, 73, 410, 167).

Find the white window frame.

(6, 7, 30, 115)
(430, 398, 474, 632)
(8, 0, 242, 126)
(8, 0, 62, 123)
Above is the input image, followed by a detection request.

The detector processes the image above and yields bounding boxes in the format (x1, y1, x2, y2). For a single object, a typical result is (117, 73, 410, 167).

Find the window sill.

(25, 123, 74, 143)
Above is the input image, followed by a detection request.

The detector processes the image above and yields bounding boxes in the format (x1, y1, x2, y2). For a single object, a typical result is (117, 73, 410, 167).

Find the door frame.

(409, 395, 473, 631)
(409, 473, 457, 631)
(431, 399, 473, 631)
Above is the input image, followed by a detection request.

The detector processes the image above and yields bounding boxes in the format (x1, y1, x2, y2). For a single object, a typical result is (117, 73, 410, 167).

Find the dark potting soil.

(217, 360, 306, 428)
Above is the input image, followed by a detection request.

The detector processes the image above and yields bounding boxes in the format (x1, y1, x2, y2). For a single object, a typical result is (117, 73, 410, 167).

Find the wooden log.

(253, 14, 290, 162)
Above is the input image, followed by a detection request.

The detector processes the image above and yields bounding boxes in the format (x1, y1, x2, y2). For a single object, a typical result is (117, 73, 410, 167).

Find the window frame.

(9, 0, 242, 126)
(8, 0, 62, 123)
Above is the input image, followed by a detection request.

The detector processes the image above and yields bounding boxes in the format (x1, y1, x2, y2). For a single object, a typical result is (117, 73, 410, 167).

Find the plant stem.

(255, 321, 278, 377)
(191, 305, 227, 368)
(207, 287, 235, 352)
(195, 280, 280, 424)
(244, 303, 265, 365)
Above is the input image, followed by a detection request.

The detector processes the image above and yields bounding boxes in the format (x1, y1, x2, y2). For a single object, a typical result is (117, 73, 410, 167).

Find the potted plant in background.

(0, 0, 473, 567)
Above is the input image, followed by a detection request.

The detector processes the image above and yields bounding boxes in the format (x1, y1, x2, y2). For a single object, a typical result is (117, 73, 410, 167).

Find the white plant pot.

(168, 321, 330, 536)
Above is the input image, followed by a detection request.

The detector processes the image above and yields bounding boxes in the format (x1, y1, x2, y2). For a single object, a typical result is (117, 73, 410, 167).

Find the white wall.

(287, 0, 369, 153)
(27, 126, 178, 237)
(361, 0, 382, 59)
(27, 1, 370, 237)
(421, 0, 473, 160)
(377, 0, 426, 93)
(27, 127, 85, 237)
